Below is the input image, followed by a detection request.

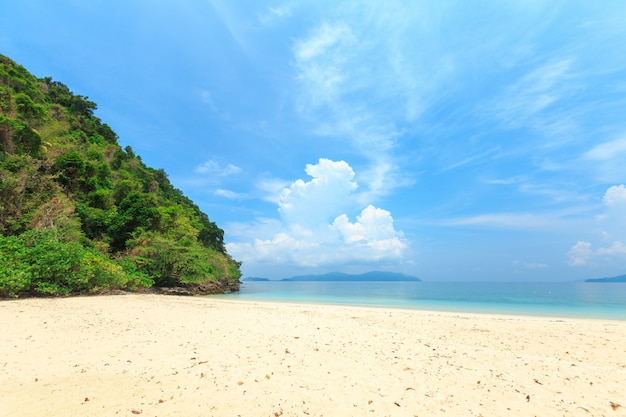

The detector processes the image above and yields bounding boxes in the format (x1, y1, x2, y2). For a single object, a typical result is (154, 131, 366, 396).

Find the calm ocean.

(219, 281, 626, 320)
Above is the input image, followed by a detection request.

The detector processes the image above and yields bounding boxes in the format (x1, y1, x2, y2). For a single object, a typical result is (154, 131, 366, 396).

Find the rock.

(154, 279, 241, 296)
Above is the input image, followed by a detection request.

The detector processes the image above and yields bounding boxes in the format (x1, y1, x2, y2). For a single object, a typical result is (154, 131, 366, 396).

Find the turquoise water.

(220, 281, 626, 320)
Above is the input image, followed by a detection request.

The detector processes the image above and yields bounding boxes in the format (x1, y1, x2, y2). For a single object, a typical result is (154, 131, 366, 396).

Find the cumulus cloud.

(567, 241, 593, 266)
(278, 159, 357, 228)
(226, 158, 406, 271)
(568, 184, 626, 266)
(597, 241, 626, 256)
(602, 184, 626, 207)
(332, 206, 406, 258)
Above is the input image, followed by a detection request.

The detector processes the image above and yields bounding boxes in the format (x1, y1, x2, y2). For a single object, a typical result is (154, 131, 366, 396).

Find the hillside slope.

(0, 54, 241, 297)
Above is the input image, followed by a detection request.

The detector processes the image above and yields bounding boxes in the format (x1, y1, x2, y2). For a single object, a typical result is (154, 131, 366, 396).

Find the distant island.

(243, 271, 421, 282)
(585, 274, 626, 283)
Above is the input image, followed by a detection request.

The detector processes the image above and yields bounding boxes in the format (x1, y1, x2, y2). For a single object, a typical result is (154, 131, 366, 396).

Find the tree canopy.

(0, 54, 241, 297)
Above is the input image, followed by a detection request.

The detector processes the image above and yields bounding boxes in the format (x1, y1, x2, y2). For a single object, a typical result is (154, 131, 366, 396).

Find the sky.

(2, 1, 626, 281)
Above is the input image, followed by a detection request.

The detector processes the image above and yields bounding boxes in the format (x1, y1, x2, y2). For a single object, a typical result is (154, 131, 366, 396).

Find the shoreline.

(216, 294, 626, 322)
(2, 294, 625, 416)
(233, 280, 626, 321)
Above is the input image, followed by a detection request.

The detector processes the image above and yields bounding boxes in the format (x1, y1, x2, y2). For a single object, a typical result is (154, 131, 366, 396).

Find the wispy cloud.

(581, 136, 626, 182)
(512, 260, 548, 270)
(209, 0, 252, 56)
(442, 212, 557, 229)
(293, 22, 356, 110)
(255, 176, 291, 204)
(195, 159, 242, 176)
(441, 147, 501, 172)
(484, 176, 526, 185)
(215, 188, 247, 199)
(516, 182, 590, 204)
(258, 4, 292, 25)
(584, 137, 626, 160)
(291, 17, 419, 199)
(492, 58, 576, 135)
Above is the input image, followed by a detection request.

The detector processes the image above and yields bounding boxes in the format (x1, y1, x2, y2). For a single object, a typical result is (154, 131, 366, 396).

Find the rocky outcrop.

(155, 279, 241, 296)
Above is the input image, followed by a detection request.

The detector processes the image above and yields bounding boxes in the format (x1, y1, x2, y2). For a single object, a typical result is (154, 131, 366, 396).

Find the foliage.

(0, 54, 241, 297)
(0, 229, 151, 297)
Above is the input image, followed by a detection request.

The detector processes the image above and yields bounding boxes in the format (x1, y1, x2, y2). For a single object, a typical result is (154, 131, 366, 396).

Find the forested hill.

(0, 54, 241, 297)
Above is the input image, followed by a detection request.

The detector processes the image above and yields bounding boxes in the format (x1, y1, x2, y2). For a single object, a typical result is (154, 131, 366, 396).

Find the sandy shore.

(1, 295, 625, 417)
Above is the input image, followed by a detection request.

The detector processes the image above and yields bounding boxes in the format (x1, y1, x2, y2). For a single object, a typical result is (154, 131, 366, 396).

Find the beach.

(1, 295, 625, 416)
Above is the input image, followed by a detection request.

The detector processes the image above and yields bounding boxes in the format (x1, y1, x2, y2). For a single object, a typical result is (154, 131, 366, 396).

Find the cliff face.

(0, 54, 241, 297)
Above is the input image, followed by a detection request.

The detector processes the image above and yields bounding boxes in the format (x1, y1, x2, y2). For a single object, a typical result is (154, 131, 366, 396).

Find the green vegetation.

(0, 54, 241, 298)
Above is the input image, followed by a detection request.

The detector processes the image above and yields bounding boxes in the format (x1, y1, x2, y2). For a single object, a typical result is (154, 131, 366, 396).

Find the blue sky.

(2, 1, 626, 281)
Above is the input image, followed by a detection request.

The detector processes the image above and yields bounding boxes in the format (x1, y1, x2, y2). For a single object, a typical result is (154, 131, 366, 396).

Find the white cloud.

(214, 188, 246, 199)
(259, 4, 292, 25)
(602, 184, 626, 207)
(597, 241, 626, 256)
(195, 159, 242, 176)
(291, 16, 418, 198)
(278, 158, 357, 228)
(567, 241, 593, 266)
(580, 138, 626, 182)
(443, 213, 554, 229)
(226, 159, 406, 271)
(599, 185, 626, 238)
(568, 184, 626, 266)
(226, 218, 282, 241)
(255, 177, 291, 203)
(441, 146, 501, 173)
(485, 175, 525, 185)
(293, 22, 356, 109)
(294, 22, 352, 62)
(493, 59, 575, 134)
(332, 205, 406, 258)
(584, 137, 626, 160)
(512, 260, 548, 269)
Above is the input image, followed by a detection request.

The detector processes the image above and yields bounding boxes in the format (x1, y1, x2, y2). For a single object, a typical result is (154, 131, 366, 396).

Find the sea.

(218, 281, 626, 320)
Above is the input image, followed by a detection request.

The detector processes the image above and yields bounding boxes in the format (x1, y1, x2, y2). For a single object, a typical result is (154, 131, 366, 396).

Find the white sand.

(1, 294, 625, 416)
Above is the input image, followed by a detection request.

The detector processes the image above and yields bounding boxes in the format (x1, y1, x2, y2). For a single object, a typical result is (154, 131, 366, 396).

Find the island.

(585, 274, 626, 283)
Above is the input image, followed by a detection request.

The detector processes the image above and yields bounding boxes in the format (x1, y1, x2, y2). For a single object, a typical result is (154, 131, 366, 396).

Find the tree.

(54, 150, 86, 191)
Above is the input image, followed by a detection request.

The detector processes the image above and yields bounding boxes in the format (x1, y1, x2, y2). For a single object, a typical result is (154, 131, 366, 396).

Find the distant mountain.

(281, 271, 421, 282)
(242, 277, 271, 282)
(585, 274, 626, 283)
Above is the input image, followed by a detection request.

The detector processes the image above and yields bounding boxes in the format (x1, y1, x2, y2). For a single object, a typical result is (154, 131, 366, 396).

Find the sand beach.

(1, 294, 625, 416)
